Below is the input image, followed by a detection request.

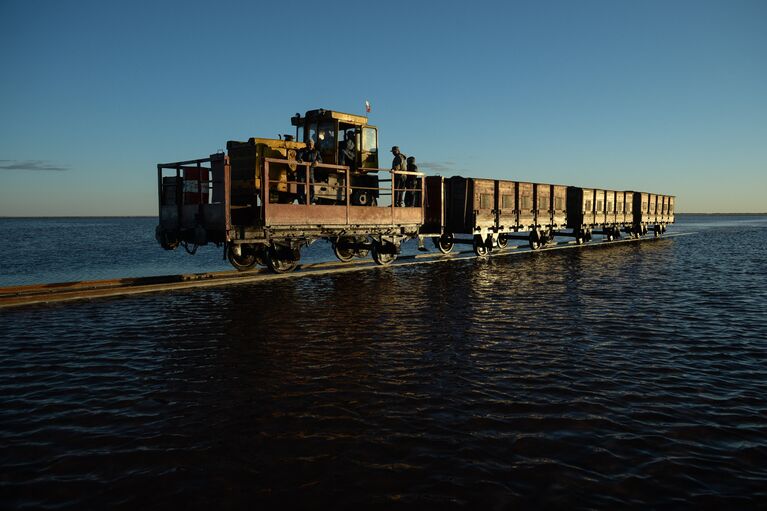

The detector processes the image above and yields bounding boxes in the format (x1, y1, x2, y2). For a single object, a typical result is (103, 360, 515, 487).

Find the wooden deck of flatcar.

(0, 232, 694, 309)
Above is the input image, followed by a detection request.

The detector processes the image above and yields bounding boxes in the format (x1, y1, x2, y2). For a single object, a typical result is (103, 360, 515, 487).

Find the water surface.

(1, 215, 766, 508)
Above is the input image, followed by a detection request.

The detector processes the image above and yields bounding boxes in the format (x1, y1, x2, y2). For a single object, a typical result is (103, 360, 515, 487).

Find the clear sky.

(1, 0, 765, 215)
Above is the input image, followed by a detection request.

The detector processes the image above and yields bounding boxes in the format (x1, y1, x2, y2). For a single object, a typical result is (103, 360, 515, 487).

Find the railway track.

(0, 232, 693, 309)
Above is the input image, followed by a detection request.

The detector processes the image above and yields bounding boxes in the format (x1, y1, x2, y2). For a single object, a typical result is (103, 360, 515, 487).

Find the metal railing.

(262, 158, 424, 224)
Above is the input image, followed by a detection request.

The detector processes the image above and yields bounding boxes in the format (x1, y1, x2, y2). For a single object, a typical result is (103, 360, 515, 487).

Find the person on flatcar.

(296, 138, 322, 204)
(340, 130, 356, 171)
(391, 146, 407, 207)
(405, 156, 419, 207)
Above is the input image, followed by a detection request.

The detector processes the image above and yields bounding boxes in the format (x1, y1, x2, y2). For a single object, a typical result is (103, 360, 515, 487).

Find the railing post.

(345, 168, 350, 224)
(224, 157, 231, 235)
(197, 161, 202, 205)
(391, 170, 395, 223)
(156, 164, 162, 221)
(264, 160, 269, 224)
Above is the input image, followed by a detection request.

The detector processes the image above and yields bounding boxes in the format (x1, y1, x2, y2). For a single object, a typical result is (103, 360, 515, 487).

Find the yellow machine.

(225, 109, 381, 215)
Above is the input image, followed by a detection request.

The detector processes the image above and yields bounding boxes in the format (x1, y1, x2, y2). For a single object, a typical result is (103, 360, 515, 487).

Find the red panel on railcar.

(183, 168, 210, 205)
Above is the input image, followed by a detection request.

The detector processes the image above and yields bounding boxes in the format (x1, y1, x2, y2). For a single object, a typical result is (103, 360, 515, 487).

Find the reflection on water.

(1, 217, 767, 508)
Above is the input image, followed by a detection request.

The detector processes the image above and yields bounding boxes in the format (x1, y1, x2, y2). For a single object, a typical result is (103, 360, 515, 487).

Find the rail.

(1, 233, 692, 309)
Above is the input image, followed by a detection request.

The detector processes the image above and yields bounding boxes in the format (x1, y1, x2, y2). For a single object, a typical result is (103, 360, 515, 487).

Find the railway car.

(156, 109, 424, 273)
(631, 192, 674, 236)
(420, 178, 565, 255)
(156, 107, 677, 272)
(565, 187, 596, 244)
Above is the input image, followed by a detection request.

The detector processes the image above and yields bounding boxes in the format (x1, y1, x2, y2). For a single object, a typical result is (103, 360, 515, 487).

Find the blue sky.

(1, 0, 765, 215)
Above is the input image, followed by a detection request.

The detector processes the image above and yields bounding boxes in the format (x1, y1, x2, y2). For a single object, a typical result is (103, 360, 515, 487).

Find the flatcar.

(156, 108, 675, 272)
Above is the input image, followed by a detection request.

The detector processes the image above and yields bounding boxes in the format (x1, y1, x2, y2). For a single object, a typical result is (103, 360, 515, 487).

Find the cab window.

(317, 121, 336, 152)
(362, 127, 377, 154)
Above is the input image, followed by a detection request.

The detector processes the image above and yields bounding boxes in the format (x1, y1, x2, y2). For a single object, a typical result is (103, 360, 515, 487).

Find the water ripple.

(1, 217, 767, 508)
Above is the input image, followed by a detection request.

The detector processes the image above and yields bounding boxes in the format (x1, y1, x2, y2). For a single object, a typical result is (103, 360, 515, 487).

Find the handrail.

(262, 159, 425, 225)
(158, 155, 220, 167)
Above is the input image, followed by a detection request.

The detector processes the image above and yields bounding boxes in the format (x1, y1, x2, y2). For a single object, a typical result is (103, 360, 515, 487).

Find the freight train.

(156, 108, 675, 273)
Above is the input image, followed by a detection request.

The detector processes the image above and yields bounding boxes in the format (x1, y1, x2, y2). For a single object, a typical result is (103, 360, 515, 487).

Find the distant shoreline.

(0, 216, 157, 219)
(2, 213, 766, 219)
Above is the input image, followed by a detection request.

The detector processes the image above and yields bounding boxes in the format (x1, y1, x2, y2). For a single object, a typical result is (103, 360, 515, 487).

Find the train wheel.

(333, 237, 355, 262)
(227, 244, 257, 271)
(371, 241, 397, 265)
(528, 232, 541, 251)
(472, 236, 489, 257)
(254, 246, 268, 267)
(266, 246, 299, 274)
(434, 233, 454, 254)
(497, 235, 508, 249)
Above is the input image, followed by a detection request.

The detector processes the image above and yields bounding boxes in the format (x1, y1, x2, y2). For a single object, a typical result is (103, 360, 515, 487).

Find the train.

(155, 108, 675, 273)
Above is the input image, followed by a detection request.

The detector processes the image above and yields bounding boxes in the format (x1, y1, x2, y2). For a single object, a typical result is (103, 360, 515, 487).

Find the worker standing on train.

(296, 138, 322, 204)
(405, 156, 419, 207)
(391, 146, 407, 207)
(340, 130, 356, 171)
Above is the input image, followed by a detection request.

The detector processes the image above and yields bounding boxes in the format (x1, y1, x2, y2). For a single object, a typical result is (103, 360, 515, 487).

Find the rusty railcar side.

(620, 191, 634, 226)
(496, 180, 517, 233)
(552, 185, 567, 229)
(667, 195, 676, 224)
(533, 184, 551, 229)
(421, 176, 445, 236)
(532, 184, 566, 231)
(566, 187, 595, 230)
(593, 189, 607, 227)
(443, 177, 497, 237)
(517, 182, 535, 230)
(649, 194, 659, 224)
(605, 190, 617, 227)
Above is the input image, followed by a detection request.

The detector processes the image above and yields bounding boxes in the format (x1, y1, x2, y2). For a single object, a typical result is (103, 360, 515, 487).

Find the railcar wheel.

(333, 238, 355, 262)
(497, 235, 508, 249)
(266, 246, 299, 274)
(255, 246, 268, 266)
(472, 236, 489, 257)
(227, 244, 258, 271)
(434, 233, 454, 254)
(371, 241, 397, 265)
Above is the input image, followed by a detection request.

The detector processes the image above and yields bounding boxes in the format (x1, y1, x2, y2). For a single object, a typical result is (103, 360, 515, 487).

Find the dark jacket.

(297, 147, 322, 165)
(391, 153, 407, 171)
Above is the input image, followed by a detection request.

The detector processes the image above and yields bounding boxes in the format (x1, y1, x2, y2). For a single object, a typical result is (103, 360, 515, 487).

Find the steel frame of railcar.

(157, 155, 425, 271)
(157, 154, 676, 267)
